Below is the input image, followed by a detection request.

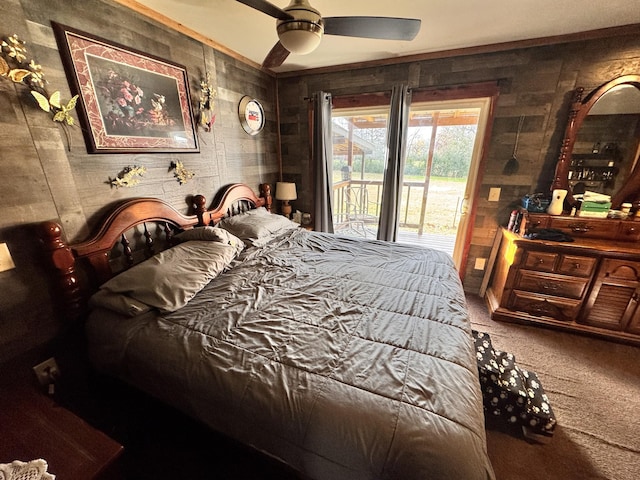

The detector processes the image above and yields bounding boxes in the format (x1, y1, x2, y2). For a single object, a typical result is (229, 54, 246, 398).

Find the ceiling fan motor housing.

(277, 0, 324, 55)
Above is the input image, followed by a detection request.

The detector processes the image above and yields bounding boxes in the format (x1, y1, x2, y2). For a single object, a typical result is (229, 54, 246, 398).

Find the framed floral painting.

(52, 22, 199, 153)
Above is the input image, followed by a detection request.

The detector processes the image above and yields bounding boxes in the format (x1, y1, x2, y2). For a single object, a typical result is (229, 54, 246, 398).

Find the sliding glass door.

(399, 98, 492, 268)
(329, 86, 497, 275)
(331, 106, 389, 238)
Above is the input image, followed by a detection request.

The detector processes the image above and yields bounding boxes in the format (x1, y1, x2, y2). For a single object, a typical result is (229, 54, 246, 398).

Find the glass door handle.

(460, 197, 469, 215)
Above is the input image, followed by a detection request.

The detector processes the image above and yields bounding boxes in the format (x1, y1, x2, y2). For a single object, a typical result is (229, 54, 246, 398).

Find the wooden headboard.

(40, 183, 272, 320)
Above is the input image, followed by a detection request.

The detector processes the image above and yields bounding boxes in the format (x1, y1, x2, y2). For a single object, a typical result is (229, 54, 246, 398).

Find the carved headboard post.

(552, 87, 585, 193)
(40, 221, 84, 321)
(192, 194, 208, 226)
(260, 183, 273, 212)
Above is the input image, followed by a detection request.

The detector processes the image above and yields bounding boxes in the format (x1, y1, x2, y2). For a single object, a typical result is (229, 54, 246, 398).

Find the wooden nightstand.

(0, 383, 123, 479)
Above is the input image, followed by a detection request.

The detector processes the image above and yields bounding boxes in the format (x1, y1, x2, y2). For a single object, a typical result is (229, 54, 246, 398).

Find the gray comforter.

(86, 229, 495, 479)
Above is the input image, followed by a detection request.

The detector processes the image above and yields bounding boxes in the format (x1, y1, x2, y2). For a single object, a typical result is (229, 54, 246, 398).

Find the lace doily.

(0, 460, 55, 480)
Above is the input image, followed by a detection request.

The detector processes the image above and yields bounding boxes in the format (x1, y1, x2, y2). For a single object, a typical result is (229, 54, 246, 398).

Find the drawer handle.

(538, 281, 559, 291)
(569, 223, 591, 233)
(627, 227, 637, 235)
(537, 258, 545, 264)
(573, 263, 581, 270)
(528, 303, 557, 317)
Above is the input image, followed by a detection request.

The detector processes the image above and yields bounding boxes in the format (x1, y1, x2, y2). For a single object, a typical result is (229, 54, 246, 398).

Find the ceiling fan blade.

(324, 17, 421, 41)
(236, 0, 293, 21)
(262, 41, 291, 69)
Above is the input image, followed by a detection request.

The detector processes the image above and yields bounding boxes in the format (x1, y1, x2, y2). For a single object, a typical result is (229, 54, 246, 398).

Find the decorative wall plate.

(238, 96, 265, 135)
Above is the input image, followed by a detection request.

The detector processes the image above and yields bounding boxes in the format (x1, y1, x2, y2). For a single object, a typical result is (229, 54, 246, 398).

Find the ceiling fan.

(236, 0, 421, 68)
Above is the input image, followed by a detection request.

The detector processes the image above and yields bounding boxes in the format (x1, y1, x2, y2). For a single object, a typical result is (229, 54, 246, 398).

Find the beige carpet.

(466, 294, 640, 480)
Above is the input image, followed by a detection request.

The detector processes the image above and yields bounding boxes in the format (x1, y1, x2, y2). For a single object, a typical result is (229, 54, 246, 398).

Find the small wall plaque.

(238, 96, 264, 136)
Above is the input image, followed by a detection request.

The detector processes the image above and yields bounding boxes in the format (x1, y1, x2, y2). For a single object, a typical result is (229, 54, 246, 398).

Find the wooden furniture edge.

(478, 228, 503, 297)
(487, 293, 640, 347)
(0, 382, 124, 479)
(73, 196, 205, 257)
(200, 183, 272, 225)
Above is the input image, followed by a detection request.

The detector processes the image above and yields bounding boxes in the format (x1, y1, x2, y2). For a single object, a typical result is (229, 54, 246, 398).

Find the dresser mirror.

(552, 74, 640, 209)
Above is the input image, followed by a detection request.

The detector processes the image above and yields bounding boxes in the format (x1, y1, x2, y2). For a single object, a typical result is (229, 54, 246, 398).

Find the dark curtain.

(377, 84, 411, 241)
(312, 91, 334, 233)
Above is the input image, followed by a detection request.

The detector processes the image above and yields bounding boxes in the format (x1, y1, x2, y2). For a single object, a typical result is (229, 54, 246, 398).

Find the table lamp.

(275, 182, 297, 218)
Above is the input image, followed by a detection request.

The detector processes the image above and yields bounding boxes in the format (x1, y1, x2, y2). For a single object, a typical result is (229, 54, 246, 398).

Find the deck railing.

(333, 179, 458, 234)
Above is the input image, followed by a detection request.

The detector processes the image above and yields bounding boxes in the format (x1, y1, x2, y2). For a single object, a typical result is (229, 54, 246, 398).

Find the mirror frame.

(552, 74, 640, 209)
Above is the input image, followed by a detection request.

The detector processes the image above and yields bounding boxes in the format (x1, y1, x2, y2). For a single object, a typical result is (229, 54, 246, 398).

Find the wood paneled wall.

(277, 33, 640, 293)
(0, 0, 278, 364)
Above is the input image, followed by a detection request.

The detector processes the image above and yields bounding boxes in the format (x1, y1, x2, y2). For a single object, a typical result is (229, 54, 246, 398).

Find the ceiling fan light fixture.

(277, 20, 324, 55)
(238, 0, 422, 68)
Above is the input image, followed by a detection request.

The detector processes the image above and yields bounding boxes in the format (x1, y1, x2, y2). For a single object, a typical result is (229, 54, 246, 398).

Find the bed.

(41, 183, 495, 480)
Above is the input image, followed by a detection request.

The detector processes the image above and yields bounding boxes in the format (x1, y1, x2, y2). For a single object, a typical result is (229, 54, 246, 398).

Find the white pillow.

(97, 240, 240, 312)
(217, 207, 298, 246)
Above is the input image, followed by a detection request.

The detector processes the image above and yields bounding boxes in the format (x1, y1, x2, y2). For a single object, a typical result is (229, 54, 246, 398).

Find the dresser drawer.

(557, 254, 597, 277)
(527, 214, 550, 230)
(509, 290, 582, 321)
(548, 217, 619, 240)
(617, 222, 640, 242)
(522, 251, 558, 272)
(599, 258, 640, 281)
(516, 271, 588, 299)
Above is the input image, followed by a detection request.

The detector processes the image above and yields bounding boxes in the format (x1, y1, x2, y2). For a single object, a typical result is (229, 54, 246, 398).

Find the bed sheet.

(86, 229, 495, 480)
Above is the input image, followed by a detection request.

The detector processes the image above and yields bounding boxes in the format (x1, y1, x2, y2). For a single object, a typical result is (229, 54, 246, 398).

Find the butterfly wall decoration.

(1, 34, 79, 129)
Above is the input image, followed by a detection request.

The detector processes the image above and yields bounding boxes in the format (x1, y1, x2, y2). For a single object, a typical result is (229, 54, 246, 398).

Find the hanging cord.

(504, 115, 525, 174)
(512, 115, 525, 160)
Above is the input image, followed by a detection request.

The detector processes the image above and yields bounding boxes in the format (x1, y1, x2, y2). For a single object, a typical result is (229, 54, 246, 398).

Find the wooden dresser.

(486, 213, 640, 346)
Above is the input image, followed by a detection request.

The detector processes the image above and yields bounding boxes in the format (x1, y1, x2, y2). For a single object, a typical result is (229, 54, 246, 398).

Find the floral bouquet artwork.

(92, 60, 183, 137)
(53, 22, 198, 153)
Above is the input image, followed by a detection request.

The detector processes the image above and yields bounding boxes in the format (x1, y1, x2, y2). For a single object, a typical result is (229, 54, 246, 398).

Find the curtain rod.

(304, 80, 503, 102)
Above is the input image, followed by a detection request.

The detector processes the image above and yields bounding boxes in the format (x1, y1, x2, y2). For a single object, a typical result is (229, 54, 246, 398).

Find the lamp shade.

(275, 182, 297, 201)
